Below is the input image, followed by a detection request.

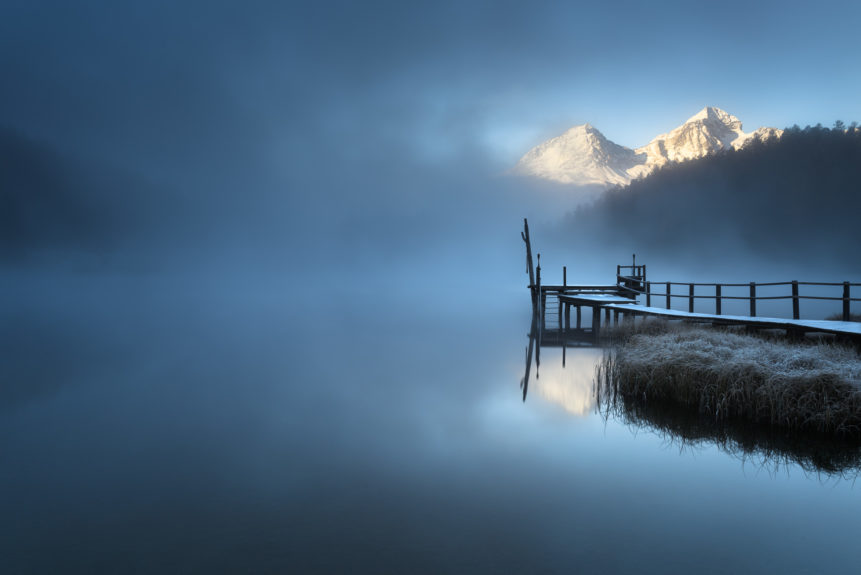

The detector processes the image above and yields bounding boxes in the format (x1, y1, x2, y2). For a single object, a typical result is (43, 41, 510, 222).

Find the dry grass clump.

(597, 323, 861, 437)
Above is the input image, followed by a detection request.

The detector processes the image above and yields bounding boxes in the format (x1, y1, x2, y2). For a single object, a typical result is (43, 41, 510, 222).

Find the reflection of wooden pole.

(521, 313, 538, 402)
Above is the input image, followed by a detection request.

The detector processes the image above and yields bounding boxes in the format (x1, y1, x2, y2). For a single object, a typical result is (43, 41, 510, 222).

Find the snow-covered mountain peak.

(513, 123, 641, 186)
(515, 107, 782, 188)
(685, 106, 742, 130)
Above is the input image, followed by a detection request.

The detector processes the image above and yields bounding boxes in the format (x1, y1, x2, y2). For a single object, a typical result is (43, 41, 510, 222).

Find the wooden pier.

(521, 219, 861, 342)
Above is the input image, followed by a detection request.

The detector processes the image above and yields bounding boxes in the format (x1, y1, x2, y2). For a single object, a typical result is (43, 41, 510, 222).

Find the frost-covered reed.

(597, 320, 861, 437)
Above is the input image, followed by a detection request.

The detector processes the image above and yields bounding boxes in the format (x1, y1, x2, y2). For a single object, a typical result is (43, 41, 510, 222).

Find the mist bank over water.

(548, 126, 861, 282)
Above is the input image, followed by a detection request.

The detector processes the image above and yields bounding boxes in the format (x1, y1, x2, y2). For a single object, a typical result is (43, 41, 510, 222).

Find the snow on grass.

(597, 321, 861, 437)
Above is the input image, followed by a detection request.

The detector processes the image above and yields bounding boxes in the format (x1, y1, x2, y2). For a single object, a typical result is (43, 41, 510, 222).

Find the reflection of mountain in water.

(519, 312, 601, 409)
(533, 348, 602, 416)
(595, 356, 861, 477)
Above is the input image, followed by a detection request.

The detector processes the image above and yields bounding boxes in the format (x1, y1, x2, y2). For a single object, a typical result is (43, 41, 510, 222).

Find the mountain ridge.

(514, 107, 783, 187)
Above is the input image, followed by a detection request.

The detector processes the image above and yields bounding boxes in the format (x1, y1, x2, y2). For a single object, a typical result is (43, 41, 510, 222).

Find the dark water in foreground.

(3, 272, 861, 574)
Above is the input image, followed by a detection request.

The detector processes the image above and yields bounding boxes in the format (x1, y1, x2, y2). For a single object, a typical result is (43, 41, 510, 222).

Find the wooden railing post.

(563, 266, 567, 288)
(750, 282, 756, 317)
(617, 265, 621, 285)
(715, 284, 722, 315)
(536, 254, 542, 320)
(791, 280, 800, 320)
(646, 281, 651, 307)
(689, 284, 695, 313)
(666, 282, 671, 310)
(844, 282, 851, 321)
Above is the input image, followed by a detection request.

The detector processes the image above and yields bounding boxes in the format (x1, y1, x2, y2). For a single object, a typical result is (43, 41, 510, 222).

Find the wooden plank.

(558, 293, 636, 305)
(601, 303, 861, 339)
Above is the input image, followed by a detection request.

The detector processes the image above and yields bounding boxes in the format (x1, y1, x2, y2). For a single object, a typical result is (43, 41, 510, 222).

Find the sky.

(5, 4, 861, 570)
(2, 0, 860, 274)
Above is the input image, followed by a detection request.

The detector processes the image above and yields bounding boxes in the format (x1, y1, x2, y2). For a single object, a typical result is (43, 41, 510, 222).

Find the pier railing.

(616, 275, 861, 321)
(521, 219, 859, 323)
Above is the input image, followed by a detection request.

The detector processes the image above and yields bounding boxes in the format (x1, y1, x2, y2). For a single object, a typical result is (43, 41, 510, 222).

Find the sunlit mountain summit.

(514, 106, 782, 187)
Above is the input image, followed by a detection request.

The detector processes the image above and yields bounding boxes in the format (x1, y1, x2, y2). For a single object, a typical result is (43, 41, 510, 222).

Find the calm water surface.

(3, 271, 861, 574)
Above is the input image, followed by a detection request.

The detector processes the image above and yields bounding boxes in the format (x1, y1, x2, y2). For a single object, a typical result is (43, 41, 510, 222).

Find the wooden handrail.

(616, 262, 858, 320)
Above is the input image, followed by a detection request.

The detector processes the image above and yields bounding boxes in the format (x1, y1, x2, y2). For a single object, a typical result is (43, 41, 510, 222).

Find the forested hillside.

(560, 125, 861, 270)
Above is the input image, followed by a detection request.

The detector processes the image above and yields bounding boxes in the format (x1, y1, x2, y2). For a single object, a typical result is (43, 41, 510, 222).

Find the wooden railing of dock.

(617, 275, 860, 322)
(522, 219, 860, 341)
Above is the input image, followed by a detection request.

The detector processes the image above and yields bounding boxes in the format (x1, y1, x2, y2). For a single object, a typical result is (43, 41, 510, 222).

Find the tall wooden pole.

(521, 218, 536, 309)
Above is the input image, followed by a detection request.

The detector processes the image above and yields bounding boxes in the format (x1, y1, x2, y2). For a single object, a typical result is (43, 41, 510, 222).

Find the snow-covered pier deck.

(521, 219, 861, 342)
(603, 303, 861, 340)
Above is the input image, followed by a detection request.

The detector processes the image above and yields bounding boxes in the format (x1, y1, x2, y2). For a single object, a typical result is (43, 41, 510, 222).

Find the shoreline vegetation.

(595, 320, 861, 474)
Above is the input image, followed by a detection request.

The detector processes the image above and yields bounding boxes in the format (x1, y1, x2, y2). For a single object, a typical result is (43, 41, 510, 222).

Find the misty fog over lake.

(4, 2, 861, 573)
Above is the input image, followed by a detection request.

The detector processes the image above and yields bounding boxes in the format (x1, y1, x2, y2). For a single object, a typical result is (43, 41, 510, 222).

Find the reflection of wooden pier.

(521, 219, 861, 342)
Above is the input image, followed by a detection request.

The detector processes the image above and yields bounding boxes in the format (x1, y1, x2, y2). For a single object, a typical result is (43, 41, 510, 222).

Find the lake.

(3, 267, 861, 574)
